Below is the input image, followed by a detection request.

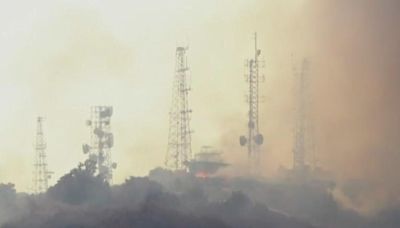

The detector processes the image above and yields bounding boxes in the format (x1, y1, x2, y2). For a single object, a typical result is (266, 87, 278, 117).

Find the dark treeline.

(0, 161, 399, 228)
(0, 160, 312, 228)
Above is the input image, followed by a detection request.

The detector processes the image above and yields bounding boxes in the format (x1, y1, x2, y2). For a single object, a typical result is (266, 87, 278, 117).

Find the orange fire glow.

(195, 172, 209, 179)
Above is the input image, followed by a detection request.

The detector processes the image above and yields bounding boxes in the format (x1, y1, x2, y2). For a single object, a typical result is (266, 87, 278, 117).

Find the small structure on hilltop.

(185, 146, 228, 178)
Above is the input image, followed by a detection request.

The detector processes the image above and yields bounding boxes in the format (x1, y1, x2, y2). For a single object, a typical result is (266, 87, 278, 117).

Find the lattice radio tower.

(33, 117, 52, 193)
(292, 58, 311, 171)
(240, 33, 264, 169)
(82, 106, 116, 183)
(165, 47, 192, 170)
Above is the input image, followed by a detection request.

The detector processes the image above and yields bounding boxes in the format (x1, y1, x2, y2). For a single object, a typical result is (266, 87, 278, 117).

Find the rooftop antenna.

(83, 106, 117, 183)
(165, 46, 193, 170)
(240, 33, 265, 172)
(33, 117, 52, 193)
(292, 58, 312, 171)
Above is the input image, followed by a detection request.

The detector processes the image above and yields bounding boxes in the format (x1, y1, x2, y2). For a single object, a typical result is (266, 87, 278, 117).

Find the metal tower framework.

(33, 117, 52, 193)
(240, 33, 264, 168)
(83, 106, 116, 183)
(165, 47, 192, 170)
(292, 59, 311, 171)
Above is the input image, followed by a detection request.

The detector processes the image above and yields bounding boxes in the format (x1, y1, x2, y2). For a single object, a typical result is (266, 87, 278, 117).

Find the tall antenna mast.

(240, 33, 264, 170)
(293, 58, 310, 171)
(83, 106, 116, 183)
(33, 117, 52, 193)
(165, 46, 192, 170)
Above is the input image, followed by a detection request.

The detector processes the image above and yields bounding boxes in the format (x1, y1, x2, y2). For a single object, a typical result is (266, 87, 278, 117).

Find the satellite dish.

(82, 144, 91, 154)
(254, 134, 264, 145)
(86, 120, 92, 126)
(106, 133, 114, 147)
(98, 154, 105, 163)
(239, 136, 247, 146)
(99, 166, 107, 174)
(89, 153, 97, 161)
(100, 107, 113, 118)
(94, 128, 105, 137)
(112, 162, 117, 169)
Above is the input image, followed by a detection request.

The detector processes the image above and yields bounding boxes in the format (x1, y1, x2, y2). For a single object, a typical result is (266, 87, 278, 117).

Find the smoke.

(305, 0, 400, 212)
(212, 0, 400, 213)
(4, 161, 400, 227)
(0, 0, 398, 222)
(1, 166, 320, 228)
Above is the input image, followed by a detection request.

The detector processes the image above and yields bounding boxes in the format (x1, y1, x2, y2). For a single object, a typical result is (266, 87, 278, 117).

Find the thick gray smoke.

(306, 0, 400, 212)
(218, 0, 400, 213)
(0, 1, 399, 227)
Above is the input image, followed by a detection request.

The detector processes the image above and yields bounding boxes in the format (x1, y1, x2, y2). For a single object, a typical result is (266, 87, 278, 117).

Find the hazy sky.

(1, 0, 400, 213)
(0, 0, 292, 191)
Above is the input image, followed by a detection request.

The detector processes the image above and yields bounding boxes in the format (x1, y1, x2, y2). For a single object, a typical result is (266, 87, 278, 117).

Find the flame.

(195, 172, 209, 179)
